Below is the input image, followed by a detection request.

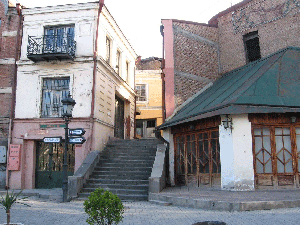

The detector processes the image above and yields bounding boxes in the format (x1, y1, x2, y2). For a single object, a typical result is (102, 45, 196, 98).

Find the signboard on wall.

(7, 144, 22, 171)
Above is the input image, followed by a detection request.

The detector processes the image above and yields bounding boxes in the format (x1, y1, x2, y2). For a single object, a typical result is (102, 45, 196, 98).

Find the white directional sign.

(68, 137, 86, 144)
(43, 137, 62, 143)
(69, 128, 86, 136)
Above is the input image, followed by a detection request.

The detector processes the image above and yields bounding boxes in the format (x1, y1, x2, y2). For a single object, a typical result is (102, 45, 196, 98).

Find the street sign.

(43, 137, 62, 143)
(68, 137, 86, 144)
(69, 128, 86, 136)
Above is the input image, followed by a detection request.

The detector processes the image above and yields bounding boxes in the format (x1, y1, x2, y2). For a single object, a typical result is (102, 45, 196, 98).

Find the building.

(0, 0, 22, 188)
(159, 0, 300, 191)
(135, 57, 163, 139)
(8, 1, 136, 189)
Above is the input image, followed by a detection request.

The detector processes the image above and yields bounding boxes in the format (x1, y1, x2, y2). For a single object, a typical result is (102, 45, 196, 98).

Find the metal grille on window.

(41, 78, 70, 118)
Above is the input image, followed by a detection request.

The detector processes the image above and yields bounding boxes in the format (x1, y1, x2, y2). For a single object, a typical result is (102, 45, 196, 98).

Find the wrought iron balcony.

(27, 35, 76, 62)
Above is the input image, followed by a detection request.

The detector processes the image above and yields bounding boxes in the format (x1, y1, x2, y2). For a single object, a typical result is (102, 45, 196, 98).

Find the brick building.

(159, 0, 300, 191)
(162, 0, 300, 119)
(0, 0, 22, 188)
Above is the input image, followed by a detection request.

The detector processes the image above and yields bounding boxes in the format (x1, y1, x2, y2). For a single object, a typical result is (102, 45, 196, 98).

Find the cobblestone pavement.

(1, 197, 300, 225)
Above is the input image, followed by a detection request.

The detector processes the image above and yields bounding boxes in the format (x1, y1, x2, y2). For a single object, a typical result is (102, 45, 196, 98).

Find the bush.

(83, 188, 124, 225)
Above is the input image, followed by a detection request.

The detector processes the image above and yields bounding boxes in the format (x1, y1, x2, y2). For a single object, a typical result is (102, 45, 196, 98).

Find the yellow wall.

(136, 70, 163, 126)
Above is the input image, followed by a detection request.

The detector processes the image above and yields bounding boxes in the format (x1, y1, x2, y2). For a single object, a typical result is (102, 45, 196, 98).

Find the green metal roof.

(159, 47, 300, 129)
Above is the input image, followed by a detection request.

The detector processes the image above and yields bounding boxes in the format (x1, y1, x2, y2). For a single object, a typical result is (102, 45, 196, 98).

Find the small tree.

(0, 190, 30, 225)
(83, 188, 124, 225)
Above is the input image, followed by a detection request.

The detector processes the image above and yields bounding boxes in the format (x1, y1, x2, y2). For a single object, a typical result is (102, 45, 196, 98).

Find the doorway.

(174, 129, 221, 186)
(114, 95, 125, 139)
(35, 142, 75, 189)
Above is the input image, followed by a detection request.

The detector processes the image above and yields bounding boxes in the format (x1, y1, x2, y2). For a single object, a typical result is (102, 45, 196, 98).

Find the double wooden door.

(174, 129, 220, 186)
(253, 126, 300, 187)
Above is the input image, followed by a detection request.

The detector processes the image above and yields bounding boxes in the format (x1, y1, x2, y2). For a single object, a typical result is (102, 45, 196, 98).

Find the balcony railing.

(27, 35, 76, 62)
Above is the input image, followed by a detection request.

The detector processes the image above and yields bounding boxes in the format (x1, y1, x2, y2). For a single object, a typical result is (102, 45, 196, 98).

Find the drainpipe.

(6, 3, 23, 189)
(90, 0, 105, 151)
(160, 24, 166, 123)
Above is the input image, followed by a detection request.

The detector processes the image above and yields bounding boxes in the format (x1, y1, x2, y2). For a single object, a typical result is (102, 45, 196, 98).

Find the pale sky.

(18, 0, 242, 58)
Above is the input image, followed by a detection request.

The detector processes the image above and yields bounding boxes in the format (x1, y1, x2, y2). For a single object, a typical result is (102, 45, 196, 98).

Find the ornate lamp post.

(61, 94, 76, 202)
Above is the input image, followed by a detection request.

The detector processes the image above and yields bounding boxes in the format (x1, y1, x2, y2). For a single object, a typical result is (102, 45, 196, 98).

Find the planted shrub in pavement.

(83, 188, 124, 225)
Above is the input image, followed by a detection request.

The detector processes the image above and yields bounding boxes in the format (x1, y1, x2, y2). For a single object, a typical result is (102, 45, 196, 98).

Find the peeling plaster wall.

(219, 114, 254, 191)
(162, 128, 175, 186)
(15, 62, 93, 119)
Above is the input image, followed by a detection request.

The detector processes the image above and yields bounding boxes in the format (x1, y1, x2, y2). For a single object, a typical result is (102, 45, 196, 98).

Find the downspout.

(160, 24, 166, 123)
(6, 3, 23, 189)
(90, 0, 105, 151)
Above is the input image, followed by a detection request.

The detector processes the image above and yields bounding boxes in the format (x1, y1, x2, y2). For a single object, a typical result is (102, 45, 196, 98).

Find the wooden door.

(114, 96, 124, 139)
(174, 129, 220, 186)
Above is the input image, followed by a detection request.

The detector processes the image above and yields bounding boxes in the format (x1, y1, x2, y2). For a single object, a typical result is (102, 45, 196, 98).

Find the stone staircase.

(77, 138, 162, 201)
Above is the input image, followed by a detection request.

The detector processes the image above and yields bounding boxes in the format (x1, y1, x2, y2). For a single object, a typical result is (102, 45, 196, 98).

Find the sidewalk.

(1, 196, 300, 225)
(149, 186, 300, 211)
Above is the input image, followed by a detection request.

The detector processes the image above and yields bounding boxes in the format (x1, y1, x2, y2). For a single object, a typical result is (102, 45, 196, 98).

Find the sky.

(18, 0, 242, 58)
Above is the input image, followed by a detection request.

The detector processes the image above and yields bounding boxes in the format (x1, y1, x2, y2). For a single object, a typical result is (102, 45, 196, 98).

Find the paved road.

(1, 197, 300, 225)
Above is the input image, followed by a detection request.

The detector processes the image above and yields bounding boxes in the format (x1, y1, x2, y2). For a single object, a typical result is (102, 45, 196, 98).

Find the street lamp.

(61, 94, 76, 202)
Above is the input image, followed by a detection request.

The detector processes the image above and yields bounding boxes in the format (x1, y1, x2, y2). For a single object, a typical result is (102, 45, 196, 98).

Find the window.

(106, 36, 111, 64)
(126, 61, 129, 82)
(243, 31, 261, 63)
(116, 50, 121, 74)
(147, 120, 156, 128)
(136, 84, 146, 102)
(41, 78, 70, 118)
(44, 25, 75, 54)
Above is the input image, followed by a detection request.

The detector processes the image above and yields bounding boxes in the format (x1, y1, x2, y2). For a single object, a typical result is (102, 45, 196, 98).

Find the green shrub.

(83, 188, 124, 225)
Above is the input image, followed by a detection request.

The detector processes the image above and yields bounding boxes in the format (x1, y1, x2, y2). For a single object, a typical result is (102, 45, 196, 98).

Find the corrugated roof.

(158, 47, 300, 129)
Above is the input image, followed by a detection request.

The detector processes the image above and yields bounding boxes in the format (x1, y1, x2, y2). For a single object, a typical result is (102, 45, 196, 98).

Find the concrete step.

(90, 174, 150, 180)
(149, 200, 172, 206)
(86, 178, 149, 185)
(97, 162, 154, 167)
(84, 183, 148, 191)
(78, 192, 148, 201)
(94, 167, 153, 172)
(81, 187, 148, 195)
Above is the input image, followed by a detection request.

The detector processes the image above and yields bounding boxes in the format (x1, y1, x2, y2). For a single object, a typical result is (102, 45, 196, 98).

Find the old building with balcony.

(8, 1, 136, 190)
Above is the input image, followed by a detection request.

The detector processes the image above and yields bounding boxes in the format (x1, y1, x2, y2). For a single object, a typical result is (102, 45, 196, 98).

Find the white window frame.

(135, 83, 148, 102)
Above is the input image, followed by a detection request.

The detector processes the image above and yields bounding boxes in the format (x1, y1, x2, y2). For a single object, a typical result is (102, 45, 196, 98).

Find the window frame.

(106, 36, 112, 65)
(40, 76, 71, 118)
(243, 31, 261, 63)
(116, 49, 121, 75)
(135, 83, 147, 102)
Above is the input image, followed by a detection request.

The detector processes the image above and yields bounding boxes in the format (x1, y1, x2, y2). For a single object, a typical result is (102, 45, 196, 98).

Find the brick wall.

(0, 1, 22, 147)
(172, 20, 219, 107)
(136, 57, 162, 70)
(215, 0, 300, 73)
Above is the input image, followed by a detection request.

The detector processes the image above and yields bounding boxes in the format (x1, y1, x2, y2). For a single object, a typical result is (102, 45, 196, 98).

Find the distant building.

(0, 0, 22, 188)
(135, 57, 163, 138)
(9, 1, 136, 190)
(159, 0, 300, 191)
